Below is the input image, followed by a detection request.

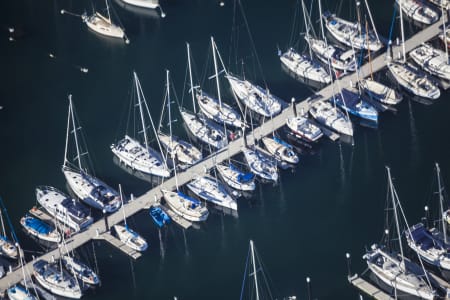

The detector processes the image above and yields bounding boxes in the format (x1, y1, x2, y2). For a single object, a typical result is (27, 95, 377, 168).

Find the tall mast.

(63, 95, 72, 168)
(134, 72, 150, 151)
(0, 207, 6, 238)
(167, 70, 179, 190)
(442, 4, 449, 64)
(355, 1, 362, 37)
(399, 0, 406, 63)
(364, 0, 380, 44)
(211, 37, 223, 110)
(69, 96, 83, 170)
(387, 166, 405, 270)
(119, 184, 127, 227)
(436, 163, 447, 243)
(301, 0, 312, 58)
(250, 240, 260, 300)
(366, 19, 374, 80)
(186, 43, 197, 114)
(105, 0, 111, 23)
(318, 0, 326, 43)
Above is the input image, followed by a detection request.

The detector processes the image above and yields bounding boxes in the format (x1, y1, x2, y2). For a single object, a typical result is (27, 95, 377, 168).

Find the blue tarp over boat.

(149, 206, 171, 228)
(229, 163, 254, 183)
(24, 216, 53, 234)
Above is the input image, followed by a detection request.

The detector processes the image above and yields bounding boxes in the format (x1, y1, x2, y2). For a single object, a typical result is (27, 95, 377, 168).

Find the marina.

(3, 0, 450, 299)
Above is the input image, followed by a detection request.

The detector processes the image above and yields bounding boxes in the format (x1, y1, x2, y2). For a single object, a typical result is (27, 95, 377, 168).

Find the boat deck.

(0, 15, 445, 293)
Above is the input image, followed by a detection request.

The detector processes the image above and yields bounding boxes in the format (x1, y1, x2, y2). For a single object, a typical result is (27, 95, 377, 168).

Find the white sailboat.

(111, 72, 170, 177)
(396, 0, 439, 25)
(63, 96, 121, 213)
(243, 147, 278, 182)
(427, 0, 450, 8)
(20, 214, 61, 243)
(8, 244, 37, 300)
(363, 167, 437, 300)
(216, 163, 255, 192)
(410, 43, 450, 81)
(62, 255, 100, 285)
(82, 0, 127, 42)
(309, 100, 353, 136)
(0, 199, 18, 260)
(33, 259, 82, 299)
(261, 136, 299, 165)
(36, 186, 93, 233)
(113, 185, 148, 252)
(157, 70, 202, 166)
(359, 79, 403, 105)
(286, 115, 323, 142)
(187, 176, 237, 211)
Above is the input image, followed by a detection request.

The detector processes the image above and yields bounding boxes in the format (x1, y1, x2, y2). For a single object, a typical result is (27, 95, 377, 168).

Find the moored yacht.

(20, 214, 61, 243)
(331, 89, 378, 123)
(81, 0, 125, 40)
(7, 284, 37, 300)
(196, 90, 243, 128)
(286, 115, 323, 142)
(162, 190, 209, 222)
(359, 78, 403, 105)
(62, 255, 100, 285)
(113, 224, 148, 252)
(216, 163, 256, 192)
(309, 100, 353, 136)
(158, 132, 202, 166)
(306, 37, 356, 72)
(396, 0, 439, 25)
(36, 186, 93, 233)
(410, 43, 450, 81)
(187, 176, 237, 211)
(261, 137, 299, 164)
(243, 147, 278, 182)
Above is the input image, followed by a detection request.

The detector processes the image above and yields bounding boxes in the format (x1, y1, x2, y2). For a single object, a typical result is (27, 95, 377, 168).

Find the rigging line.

(255, 249, 275, 300)
(237, 0, 267, 88)
(239, 245, 251, 300)
(288, 0, 300, 49)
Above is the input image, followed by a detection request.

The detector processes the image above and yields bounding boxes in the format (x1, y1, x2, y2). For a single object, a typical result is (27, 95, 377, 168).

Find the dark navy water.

(1, 0, 450, 299)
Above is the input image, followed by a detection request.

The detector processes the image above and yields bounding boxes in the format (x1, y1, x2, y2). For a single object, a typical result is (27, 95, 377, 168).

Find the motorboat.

(286, 116, 323, 142)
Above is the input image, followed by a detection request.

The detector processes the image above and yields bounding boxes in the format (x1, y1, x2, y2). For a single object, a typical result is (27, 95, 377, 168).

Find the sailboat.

(396, 0, 439, 25)
(36, 186, 93, 233)
(82, 0, 127, 41)
(388, 0, 441, 101)
(113, 185, 148, 252)
(309, 100, 353, 136)
(410, 43, 450, 81)
(63, 95, 121, 213)
(62, 255, 100, 285)
(216, 163, 256, 192)
(427, 0, 450, 8)
(280, 0, 331, 84)
(405, 163, 450, 271)
(33, 259, 82, 299)
(195, 39, 244, 129)
(0, 198, 18, 260)
(261, 136, 299, 165)
(243, 147, 278, 182)
(331, 88, 378, 123)
(187, 176, 238, 211)
(363, 167, 437, 300)
(157, 70, 203, 166)
(323, 0, 383, 51)
(286, 115, 323, 142)
(111, 72, 170, 177)
(7, 244, 37, 300)
(359, 78, 403, 105)
(20, 214, 61, 243)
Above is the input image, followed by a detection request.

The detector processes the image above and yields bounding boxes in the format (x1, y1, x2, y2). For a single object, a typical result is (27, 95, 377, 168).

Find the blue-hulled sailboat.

(331, 89, 378, 123)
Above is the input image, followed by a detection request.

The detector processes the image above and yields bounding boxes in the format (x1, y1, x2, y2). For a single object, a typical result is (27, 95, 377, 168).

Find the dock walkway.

(0, 16, 444, 292)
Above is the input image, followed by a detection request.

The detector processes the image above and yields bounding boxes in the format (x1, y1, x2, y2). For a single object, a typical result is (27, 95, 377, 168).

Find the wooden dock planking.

(348, 274, 394, 300)
(0, 17, 445, 293)
(158, 205, 192, 230)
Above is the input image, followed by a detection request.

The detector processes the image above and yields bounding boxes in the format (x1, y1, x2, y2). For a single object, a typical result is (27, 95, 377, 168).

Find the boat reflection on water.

(112, 156, 165, 186)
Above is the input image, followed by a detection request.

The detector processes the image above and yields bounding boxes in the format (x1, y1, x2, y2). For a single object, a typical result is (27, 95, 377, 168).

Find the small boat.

(388, 62, 440, 100)
(306, 37, 356, 72)
(180, 110, 228, 149)
(396, 0, 439, 25)
(243, 147, 278, 182)
(261, 137, 299, 164)
(409, 43, 450, 81)
(62, 255, 100, 285)
(359, 78, 403, 105)
(323, 11, 383, 51)
(286, 116, 323, 142)
(162, 190, 209, 222)
(7, 284, 37, 300)
(82, 0, 125, 40)
(20, 214, 61, 243)
(36, 186, 93, 233)
(149, 206, 171, 228)
(187, 176, 238, 211)
(158, 132, 202, 166)
(331, 89, 378, 123)
(33, 259, 82, 299)
(216, 163, 256, 192)
(309, 100, 353, 136)
(226, 75, 282, 118)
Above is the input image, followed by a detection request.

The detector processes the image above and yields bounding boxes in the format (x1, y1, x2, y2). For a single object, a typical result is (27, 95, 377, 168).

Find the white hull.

(280, 48, 331, 83)
(187, 176, 237, 210)
(410, 44, 450, 81)
(243, 148, 278, 182)
(20, 215, 61, 243)
(307, 37, 356, 72)
(7, 285, 37, 300)
(0, 236, 17, 259)
(261, 137, 299, 164)
(113, 224, 148, 252)
(180, 110, 228, 149)
(360, 79, 403, 105)
(216, 164, 256, 192)
(309, 101, 353, 136)
(120, 0, 159, 9)
(158, 133, 202, 166)
(286, 116, 323, 142)
(111, 135, 170, 177)
(388, 62, 440, 100)
(162, 190, 209, 222)
(396, 0, 438, 25)
(226, 75, 282, 117)
(62, 255, 100, 285)
(63, 168, 121, 213)
(196, 90, 243, 128)
(83, 13, 124, 39)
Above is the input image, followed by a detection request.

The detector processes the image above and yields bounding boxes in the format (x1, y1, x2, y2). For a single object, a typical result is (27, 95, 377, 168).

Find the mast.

(364, 0, 381, 45)
(355, 1, 362, 37)
(119, 184, 127, 228)
(105, 0, 111, 23)
(300, 0, 313, 58)
(211, 36, 223, 110)
(436, 163, 447, 243)
(69, 96, 83, 170)
(167, 70, 179, 190)
(250, 240, 260, 300)
(399, 0, 406, 63)
(63, 95, 72, 168)
(366, 19, 374, 80)
(387, 166, 405, 270)
(186, 43, 197, 114)
(442, 4, 449, 64)
(318, 0, 326, 44)
(0, 208, 5, 240)
(134, 72, 150, 151)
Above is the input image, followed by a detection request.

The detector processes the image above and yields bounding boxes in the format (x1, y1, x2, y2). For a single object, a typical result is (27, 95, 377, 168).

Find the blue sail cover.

(25, 216, 53, 234)
(409, 224, 445, 251)
(178, 191, 201, 208)
(237, 172, 255, 183)
(273, 137, 293, 149)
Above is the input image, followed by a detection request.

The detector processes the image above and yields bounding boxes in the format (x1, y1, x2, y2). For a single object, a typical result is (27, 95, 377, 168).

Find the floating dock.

(348, 274, 394, 300)
(0, 15, 446, 293)
(93, 231, 142, 260)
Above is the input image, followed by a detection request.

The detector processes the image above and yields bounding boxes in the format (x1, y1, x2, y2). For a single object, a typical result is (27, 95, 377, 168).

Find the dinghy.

(149, 206, 171, 228)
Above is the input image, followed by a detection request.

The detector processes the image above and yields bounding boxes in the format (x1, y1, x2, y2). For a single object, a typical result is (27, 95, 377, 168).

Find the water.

(1, 0, 450, 299)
